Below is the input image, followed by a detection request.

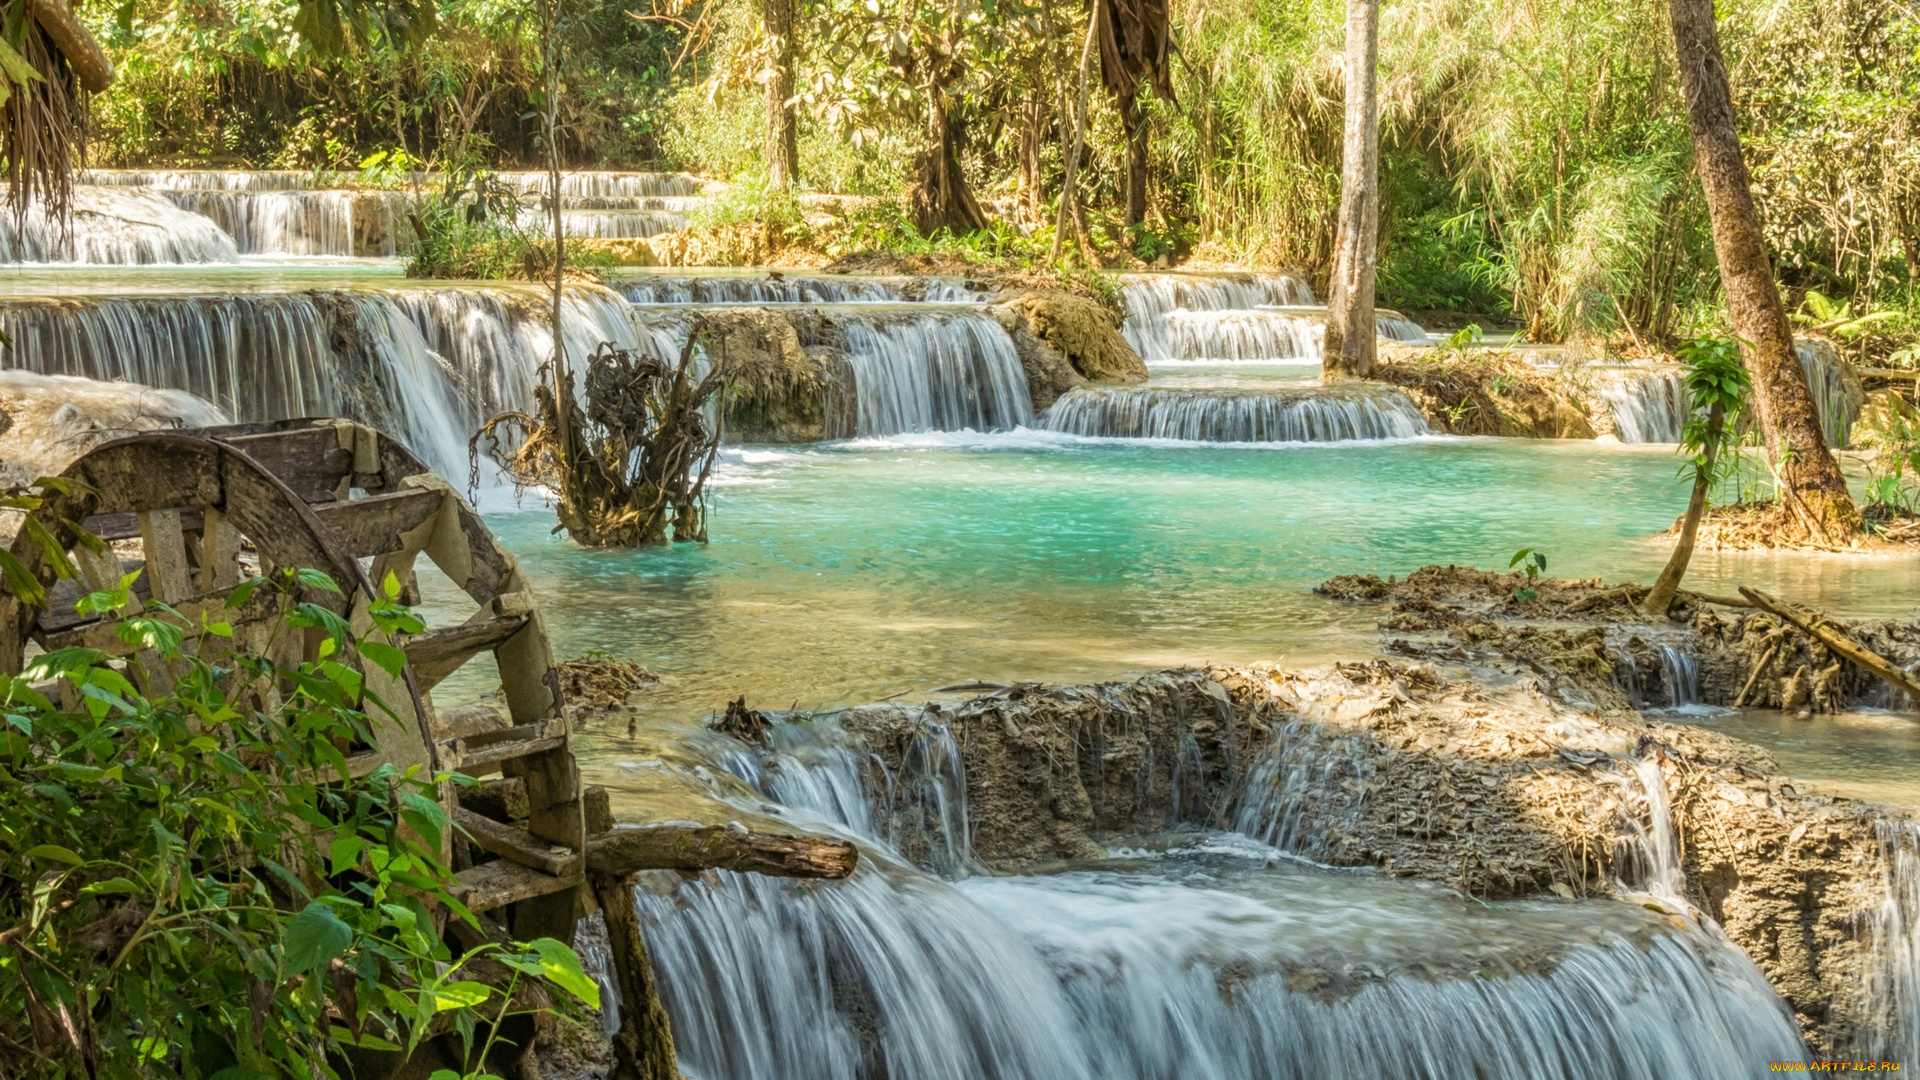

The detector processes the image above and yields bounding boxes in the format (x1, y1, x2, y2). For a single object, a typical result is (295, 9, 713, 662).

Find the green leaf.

(292, 567, 344, 595)
(283, 900, 354, 975)
(430, 980, 494, 1011)
(0, 38, 43, 87)
(331, 1028, 405, 1052)
(359, 640, 408, 678)
(330, 834, 366, 876)
(24, 844, 84, 866)
(225, 576, 267, 609)
(528, 938, 601, 1007)
(80, 877, 139, 895)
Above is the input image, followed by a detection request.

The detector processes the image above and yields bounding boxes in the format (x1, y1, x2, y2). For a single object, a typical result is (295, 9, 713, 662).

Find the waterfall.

(1041, 385, 1429, 444)
(723, 714, 973, 878)
(1232, 721, 1377, 858)
(80, 169, 317, 191)
(840, 310, 1034, 436)
(1865, 818, 1920, 1059)
(0, 188, 239, 265)
(494, 171, 705, 198)
(1600, 369, 1690, 444)
(0, 284, 638, 479)
(1601, 344, 1863, 446)
(1614, 757, 1687, 906)
(1119, 273, 1316, 361)
(162, 190, 397, 257)
(621, 704, 1812, 1080)
(557, 210, 687, 239)
(1658, 645, 1701, 708)
(1162, 310, 1322, 361)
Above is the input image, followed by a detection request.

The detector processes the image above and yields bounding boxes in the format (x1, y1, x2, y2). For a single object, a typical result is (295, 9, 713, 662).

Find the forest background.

(81, 0, 1920, 352)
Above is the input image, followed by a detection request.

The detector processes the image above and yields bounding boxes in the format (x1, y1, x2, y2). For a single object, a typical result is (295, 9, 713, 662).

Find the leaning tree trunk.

(1669, 0, 1862, 542)
(1644, 400, 1726, 618)
(762, 0, 799, 190)
(1322, 0, 1379, 381)
(908, 89, 988, 237)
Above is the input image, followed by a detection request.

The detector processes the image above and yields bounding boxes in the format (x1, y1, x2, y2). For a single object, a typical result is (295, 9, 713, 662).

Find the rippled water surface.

(458, 434, 1920, 740)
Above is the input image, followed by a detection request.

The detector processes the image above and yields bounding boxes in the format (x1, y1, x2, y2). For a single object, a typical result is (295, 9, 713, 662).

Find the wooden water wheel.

(0, 418, 587, 945)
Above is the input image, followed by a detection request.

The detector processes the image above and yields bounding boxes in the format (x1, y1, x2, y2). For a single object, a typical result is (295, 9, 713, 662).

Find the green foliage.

(1856, 392, 1920, 515)
(0, 564, 596, 1076)
(1673, 335, 1753, 494)
(1508, 547, 1547, 603)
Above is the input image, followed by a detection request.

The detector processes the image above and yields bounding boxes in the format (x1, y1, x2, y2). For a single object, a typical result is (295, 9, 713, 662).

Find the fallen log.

(1739, 587, 1920, 704)
(587, 822, 859, 879)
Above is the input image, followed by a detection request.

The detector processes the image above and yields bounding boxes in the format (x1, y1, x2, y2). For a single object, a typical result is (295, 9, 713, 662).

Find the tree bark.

(761, 0, 799, 190)
(1119, 94, 1148, 228)
(1668, 0, 1861, 541)
(1048, 8, 1099, 262)
(593, 876, 682, 1080)
(1644, 400, 1724, 618)
(1322, 0, 1379, 381)
(587, 823, 859, 879)
(908, 91, 988, 237)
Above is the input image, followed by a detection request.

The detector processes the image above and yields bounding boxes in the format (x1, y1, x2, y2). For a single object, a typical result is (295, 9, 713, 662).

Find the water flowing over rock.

(1116, 272, 1428, 362)
(0, 285, 639, 478)
(1597, 343, 1864, 445)
(618, 274, 905, 305)
(1041, 384, 1429, 443)
(0, 187, 240, 264)
(161, 189, 400, 257)
(838, 310, 1035, 436)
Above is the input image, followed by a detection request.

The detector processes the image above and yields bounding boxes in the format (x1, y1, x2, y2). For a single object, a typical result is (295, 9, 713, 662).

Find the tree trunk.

(761, 0, 799, 190)
(1049, 8, 1099, 262)
(1644, 400, 1724, 618)
(1668, 0, 1861, 541)
(908, 92, 988, 238)
(1119, 93, 1148, 228)
(593, 875, 682, 1080)
(1321, 0, 1379, 381)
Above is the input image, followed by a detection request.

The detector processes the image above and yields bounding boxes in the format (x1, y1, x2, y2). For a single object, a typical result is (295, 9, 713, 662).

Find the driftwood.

(1739, 587, 1920, 703)
(587, 823, 858, 879)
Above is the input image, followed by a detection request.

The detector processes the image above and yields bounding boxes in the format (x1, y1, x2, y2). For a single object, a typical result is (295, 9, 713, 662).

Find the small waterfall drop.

(162, 189, 397, 257)
(1865, 818, 1920, 1060)
(1613, 756, 1687, 906)
(1042, 385, 1429, 444)
(840, 310, 1034, 436)
(1657, 645, 1701, 708)
(0, 188, 239, 265)
(1119, 273, 1316, 361)
(616, 275, 903, 305)
(1600, 343, 1862, 446)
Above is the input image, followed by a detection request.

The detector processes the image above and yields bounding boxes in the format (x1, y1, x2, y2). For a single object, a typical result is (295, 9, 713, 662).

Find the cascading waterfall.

(0, 188, 240, 265)
(1162, 310, 1321, 361)
(1657, 645, 1701, 708)
(1600, 344, 1863, 446)
(1119, 273, 1316, 361)
(1613, 757, 1687, 905)
(1041, 385, 1429, 444)
(557, 209, 687, 239)
(495, 171, 705, 198)
(1865, 818, 1920, 1060)
(162, 190, 397, 257)
(1600, 369, 1690, 444)
(839, 311, 1034, 436)
(0, 284, 638, 479)
(80, 169, 317, 191)
(631, 714, 1807, 1080)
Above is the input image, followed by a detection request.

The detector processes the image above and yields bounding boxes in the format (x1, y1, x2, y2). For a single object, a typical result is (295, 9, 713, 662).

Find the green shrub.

(0, 558, 597, 1078)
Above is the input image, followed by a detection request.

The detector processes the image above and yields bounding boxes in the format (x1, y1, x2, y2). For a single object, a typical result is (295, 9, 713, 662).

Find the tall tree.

(762, 0, 800, 189)
(1321, 0, 1378, 381)
(1669, 0, 1862, 542)
(1093, 0, 1172, 228)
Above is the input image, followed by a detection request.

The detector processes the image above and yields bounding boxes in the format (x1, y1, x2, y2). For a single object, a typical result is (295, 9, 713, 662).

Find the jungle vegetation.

(80, 0, 1920, 350)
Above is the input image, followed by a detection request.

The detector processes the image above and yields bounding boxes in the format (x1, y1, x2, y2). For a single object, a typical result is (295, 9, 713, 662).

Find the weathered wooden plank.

(584, 785, 613, 836)
(223, 428, 355, 502)
(586, 823, 859, 879)
(72, 438, 223, 516)
(459, 776, 530, 823)
(195, 506, 242, 592)
(432, 702, 511, 741)
(312, 488, 445, 558)
(452, 805, 580, 876)
(449, 734, 567, 776)
(138, 509, 193, 603)
(405, 615, 528, 690)
(450, 858, 579, 912)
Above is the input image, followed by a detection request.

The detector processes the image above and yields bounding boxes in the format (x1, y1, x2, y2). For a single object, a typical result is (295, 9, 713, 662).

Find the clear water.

(469, 436, 1920, 748)
(1674, 707, 1920, 806)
